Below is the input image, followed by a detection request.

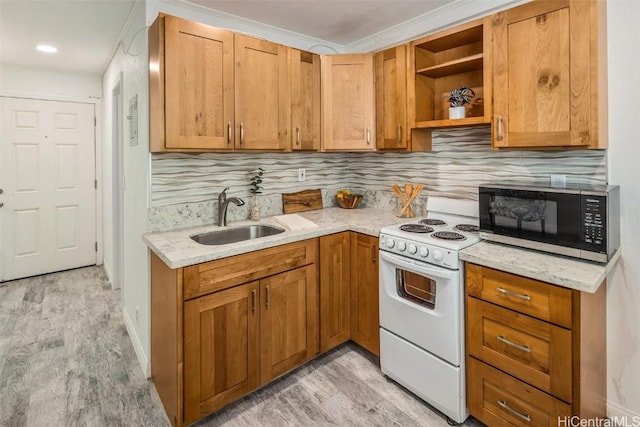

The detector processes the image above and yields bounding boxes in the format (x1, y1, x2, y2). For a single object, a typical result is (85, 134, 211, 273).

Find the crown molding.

(147, 0, 344, 54)
(343, 0, 531, 53)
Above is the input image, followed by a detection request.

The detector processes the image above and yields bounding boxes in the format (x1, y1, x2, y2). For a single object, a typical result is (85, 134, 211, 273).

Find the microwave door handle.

(380, 250, 457, 281)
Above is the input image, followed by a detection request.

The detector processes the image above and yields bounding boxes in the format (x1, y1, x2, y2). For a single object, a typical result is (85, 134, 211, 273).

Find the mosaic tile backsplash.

(149, 127, 607, 231)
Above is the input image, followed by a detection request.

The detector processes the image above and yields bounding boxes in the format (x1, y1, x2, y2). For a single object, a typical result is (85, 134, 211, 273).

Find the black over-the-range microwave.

(479, 183, 620, 263)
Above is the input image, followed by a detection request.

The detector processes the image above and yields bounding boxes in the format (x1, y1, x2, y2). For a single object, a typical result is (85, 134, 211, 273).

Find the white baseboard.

(103, 262, 113, 283)
(122, 308, 151, 379)
(608, 401, 640, 426)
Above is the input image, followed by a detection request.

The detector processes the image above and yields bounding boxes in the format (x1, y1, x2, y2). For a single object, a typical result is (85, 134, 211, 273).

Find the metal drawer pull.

(497, 116, 504, 141)
(227, 121, 232, 144)
(296, 127, 301, 146)
(265, 285, 270, 308)
(497, 335, 531, 353)
(251, 289, 256, 312)
(497, 287, 531, 301)
(497, 400, 531, 423)
(397, 125, 402, 144)
(240, 122, 245, 144)
(366, 128, 370, 145)
(371, 243, 376, 263)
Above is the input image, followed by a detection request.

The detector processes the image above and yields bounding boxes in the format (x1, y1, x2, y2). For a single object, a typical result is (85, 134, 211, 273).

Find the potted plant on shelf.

(248, 167, 264, 221)
(444, 86, 475, 120)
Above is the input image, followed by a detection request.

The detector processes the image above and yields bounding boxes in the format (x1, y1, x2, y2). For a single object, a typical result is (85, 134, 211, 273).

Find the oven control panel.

(379, 233, 460, 269)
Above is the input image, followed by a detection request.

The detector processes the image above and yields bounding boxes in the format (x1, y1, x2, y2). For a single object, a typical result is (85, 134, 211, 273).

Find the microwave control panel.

(581, 195, 606, 250)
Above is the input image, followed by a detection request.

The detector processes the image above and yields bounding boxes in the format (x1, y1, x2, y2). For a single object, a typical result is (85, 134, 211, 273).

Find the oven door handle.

(379, 250, 457, 281)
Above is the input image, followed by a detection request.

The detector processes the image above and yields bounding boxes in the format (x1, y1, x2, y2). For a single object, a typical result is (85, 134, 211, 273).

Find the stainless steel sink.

(190, 224, 285, 245)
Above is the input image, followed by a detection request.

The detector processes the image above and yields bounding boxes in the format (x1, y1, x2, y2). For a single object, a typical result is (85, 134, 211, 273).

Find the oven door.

(379, 250, 463, 366)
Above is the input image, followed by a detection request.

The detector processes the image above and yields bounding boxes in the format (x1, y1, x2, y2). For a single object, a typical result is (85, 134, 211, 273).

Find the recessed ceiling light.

(36, 44, 58, 53)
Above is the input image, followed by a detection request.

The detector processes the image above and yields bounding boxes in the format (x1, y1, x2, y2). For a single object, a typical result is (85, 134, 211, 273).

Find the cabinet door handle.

(227, 121, 232, 145)
(497, 400, 531, 423)
(497, 116, 504, 141)
(251, 289, 256, 312)
(496, 287, 531, 301)
(371, 243, 377, 263)
(397, 125, 402, 144)
(497, 335, 531, 353)
(366, 128, 370, 145)
(296, 127, 301, 146)
(240, 122, 245, 145)
(265, 285, 270, 308)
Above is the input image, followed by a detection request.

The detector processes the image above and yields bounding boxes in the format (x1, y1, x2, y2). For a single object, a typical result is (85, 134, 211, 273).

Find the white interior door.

(0, 97, 96, 282)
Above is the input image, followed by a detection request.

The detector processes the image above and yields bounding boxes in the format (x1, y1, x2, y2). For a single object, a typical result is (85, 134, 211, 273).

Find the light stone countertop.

(459, 241, 621, 293)
(142, 207, 413, 269)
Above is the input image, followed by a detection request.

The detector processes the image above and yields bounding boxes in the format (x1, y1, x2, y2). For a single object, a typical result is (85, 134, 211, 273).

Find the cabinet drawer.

(467, 358, 571, 427)
(467, 297, 572, 402)
(466, 263, 572, 328)
(183, 239, 317, 299)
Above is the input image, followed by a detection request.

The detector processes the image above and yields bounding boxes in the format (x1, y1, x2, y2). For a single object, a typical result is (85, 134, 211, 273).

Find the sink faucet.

(217, 187, 245, 226)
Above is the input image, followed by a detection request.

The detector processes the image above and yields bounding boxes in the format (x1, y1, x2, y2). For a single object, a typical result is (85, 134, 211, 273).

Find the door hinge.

(95, 242, 98, 252)
(94, 179, 97, 189)
(94, 116, 97, 126)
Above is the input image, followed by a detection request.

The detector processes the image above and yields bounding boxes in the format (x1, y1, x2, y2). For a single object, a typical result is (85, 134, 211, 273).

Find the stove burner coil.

(454, 224, 479, 233)
(432, 231, 466, 240)
(399, 224, 434, 233)
(420, 218, 446, 226)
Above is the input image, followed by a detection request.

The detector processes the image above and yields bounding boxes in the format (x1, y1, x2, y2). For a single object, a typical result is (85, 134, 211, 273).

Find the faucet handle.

(219, 187, 229, 203)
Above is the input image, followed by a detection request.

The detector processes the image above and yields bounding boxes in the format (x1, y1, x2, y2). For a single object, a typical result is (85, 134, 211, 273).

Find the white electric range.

(378, 199, 480, 425)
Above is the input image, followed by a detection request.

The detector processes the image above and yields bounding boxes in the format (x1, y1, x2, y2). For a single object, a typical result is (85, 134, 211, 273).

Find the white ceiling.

(0, 0, 520, 75)
(0, 0, 138, 74)
(182, 0, 455, 46)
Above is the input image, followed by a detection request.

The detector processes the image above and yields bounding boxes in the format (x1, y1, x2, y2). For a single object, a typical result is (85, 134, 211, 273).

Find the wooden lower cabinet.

(318, 232, 380, 357)
(350, 233, 380, 356)
(184, 281, 260, 423)
(465, 263, 607, 426)
(260, 265, 318, 383)
(150, 239, 318, 426)
(319, 232, 351, 351)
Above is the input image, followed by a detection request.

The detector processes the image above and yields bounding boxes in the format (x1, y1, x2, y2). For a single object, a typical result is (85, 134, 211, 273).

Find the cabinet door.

(321, 54, 375, 151)
(492, 1, 605, 149)
(350, 233, 379, 356)
(163, 15, 234, 150)
(183, 281, 260, 424)
(290, 49, 321, 151)
(235, 34, 290, 151)
(375, 45, 408, 150)
(260, 265, 319, 384)
(319, 232, 351, 352)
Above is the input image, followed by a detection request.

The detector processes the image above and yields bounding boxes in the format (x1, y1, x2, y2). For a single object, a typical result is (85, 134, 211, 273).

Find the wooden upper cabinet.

(234, 35, 290, 151)
(321, 54, 375, 151)
(150, 15, 234, 152)
(290, 49, 321, 151)
(492, 0, 607, 149)
(375, 45, 409, 150)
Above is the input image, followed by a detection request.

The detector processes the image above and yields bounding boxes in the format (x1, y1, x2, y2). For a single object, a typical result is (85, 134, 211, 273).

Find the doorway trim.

(111, 74, 124, 293)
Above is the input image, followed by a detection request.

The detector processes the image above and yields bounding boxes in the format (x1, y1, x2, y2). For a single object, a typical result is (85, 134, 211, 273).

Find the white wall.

(0, 64, 101, 100)
(606, 0, 640, 419)
(102, 1, 151, 376)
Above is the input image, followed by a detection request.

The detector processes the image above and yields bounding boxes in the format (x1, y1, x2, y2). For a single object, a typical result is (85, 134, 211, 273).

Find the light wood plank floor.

(0, 266, 483, 427)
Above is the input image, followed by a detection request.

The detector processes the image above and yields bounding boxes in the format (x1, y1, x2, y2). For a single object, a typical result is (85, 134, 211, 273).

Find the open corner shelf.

(411, 19, 489, 129)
